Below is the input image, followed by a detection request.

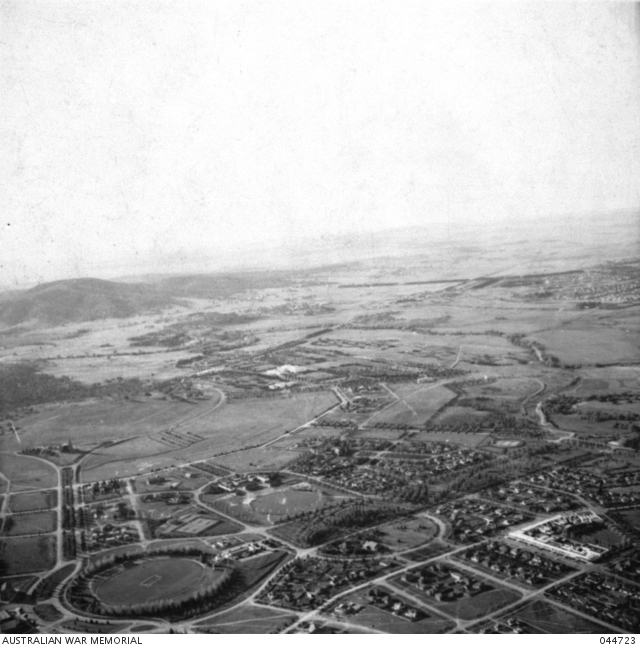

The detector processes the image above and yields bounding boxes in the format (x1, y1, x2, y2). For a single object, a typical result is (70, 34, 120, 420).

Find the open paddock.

(5, 510, 56, 535)
(43, 349, 191, 383)
(0, 535, 56, 574)
(550, 414, 618, 438)
(531, 327, 640, 366)
(81, 436, 177, 479)
(82, 392, 336, 480)
(365, 383, 456, 427)
(8, 489, 57, 512)
(376, 516, 439, 550)
(0, 454, 58, 491)
(184, 391, 337, 439)
(84, 455, 178, 481)
(194, 604, 297, 633)
(574, 366, 640, 393)
(16, 397, 201, 446)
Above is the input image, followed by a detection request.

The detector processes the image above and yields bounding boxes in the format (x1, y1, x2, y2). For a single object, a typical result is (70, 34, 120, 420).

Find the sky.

(2, 1, 640, 285)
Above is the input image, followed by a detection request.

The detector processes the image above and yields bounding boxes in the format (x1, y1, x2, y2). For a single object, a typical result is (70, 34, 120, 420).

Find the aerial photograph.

(1, 0, 639, 636)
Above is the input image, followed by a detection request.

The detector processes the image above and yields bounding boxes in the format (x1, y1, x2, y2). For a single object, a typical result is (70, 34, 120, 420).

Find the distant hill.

(0, 278, 174, 326)
(0, 271, 301, 327)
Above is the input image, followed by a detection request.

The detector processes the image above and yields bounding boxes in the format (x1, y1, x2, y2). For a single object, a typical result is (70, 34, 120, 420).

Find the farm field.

(531, 327, 640, 365)
(0, 535, 57, 574)
(80, 391, 336, 479)
(365, 383, 456, 427)
(8, 489, 57, 512)
(44, 350, 191, 383)
(5, 511, 57, 536)
(15, 398, 201, 446)
(0, 454, 58, 491)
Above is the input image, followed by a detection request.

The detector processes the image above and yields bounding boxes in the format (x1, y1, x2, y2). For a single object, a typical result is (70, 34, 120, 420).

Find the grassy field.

(365, 383, 456, 427)
(0, 535, 56, 574)
(210, 485, 348, 526)
(0, 454, 58, 491)
(376, 516, 439, 550)
(8, 489, 57, 512)
(5, 511, 57, 535)
(575, 366, 640, 393)
(531, 327, 640, 365)
(45, 350, 190, 383)
(550, 414, 617, 438)
(81, 391, 335, 480)
(16, 397, 212, 446)
(194, 604, 297, 633)
(250, 488, 324, 518)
